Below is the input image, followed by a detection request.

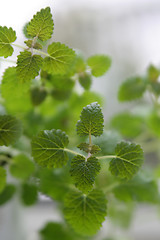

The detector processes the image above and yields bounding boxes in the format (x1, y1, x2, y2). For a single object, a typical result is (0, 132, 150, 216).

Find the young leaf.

(21, 183, 37, 206)
(70, 155, 101, 193)
(109, 142, 144, 180)
(0, 26, 16, 58)
(0, 184, 16, 205)
(42, 42, 76, 75)
(76, 102, 104, 137)
(147, 64, 159, 82)
(0, 115, 22, 146)
(0, 167, 6, 193)
(24, 40, 42, 49)
(1, 67, 32, 113)
(27, 7, 54, 41)
(40, 222, 73, 240)
(87, 55, 111, 77)
(10, 154, 35, 180)
(77, 142, 101, 154)
(78, 73, 92, 90)
(17, 51, 43, 82)
(64, 189, 107, 236)
(31, 129, 69, 168)
(118, 77, 146, 101)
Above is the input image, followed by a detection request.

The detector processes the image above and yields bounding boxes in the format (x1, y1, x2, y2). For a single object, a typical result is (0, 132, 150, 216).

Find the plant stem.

(97, 155, 116, 160)
(12, 43, 27, 50)
(64, 148, 85, 158)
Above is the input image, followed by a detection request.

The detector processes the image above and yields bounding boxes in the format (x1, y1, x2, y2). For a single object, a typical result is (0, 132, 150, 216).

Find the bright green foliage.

(17, 51, 43, 82)
(40, 222, 73, 240)
(1, 67, 32, 113)
(0, 115, 22, 146)
(31, 129, 69, 168)
(77, 143, 101, 154)
(0, 167, 6, 193)
(147, 64, 160, 82)
(43, 42, 76, 75)
(109, 142, 144, 180)
(118, 77, 146, 101)
(24, 40, 42, 49)
(87, 55, 111, 77)
(30, 86, 47, 106)
(39, 168, 70, 200)
(147, 111, 160, 137)
(78, 73, 92, 90)
(0, 184, 16, 205)
(0, 26, 16, 58)
(64, 189, 107, 236)
(76, 102, 104, 137)
(21, 183, 38, 206)
(111, 112, 144, 138)
(70, 155, 100, 193)
(113, 177, 159, 203)
(10, 154, 35, 180)
(26, 7, 54, 41)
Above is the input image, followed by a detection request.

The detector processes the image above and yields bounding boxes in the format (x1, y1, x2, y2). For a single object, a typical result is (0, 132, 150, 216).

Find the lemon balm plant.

(0, 6, 157, 240)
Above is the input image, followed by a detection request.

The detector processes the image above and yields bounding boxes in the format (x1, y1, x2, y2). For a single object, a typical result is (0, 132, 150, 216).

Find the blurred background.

(0, 0, 160, 239)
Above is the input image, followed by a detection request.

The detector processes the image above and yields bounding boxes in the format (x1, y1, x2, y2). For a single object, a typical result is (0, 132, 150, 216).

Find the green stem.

(64, 148, 85, 158)
(97, 155, 116, 160)
(0, 58, 16, 64)
(12, 43, 27, 50)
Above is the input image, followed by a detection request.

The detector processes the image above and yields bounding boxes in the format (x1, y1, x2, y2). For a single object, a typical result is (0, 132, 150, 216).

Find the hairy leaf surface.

(17, 51, 43, 82)
(0, 115, 22, 146)
(27, 7, 54, 41)
(64, 189, 107, 236)
(31, 129, 69, 168)
(76, 102, 104, 136)
(43, 42, 76, 75)
(109, 142, 144, 179)
(0, 26, 16, 58)
(70, 155, 100, 193)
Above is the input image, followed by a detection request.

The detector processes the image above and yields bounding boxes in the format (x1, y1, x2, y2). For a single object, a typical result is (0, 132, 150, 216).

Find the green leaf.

(147, 64, 159, 82)
(10, 154, 35, 180)
(31, 129, 69, 168)
(111, 112, 144, 138)
(70, 155, 100, 193)
(0, 167, 6, 193)
(78, 73, 92, 90)
(0, 115, 22, 146)
(21, 183, 37, 206)
(1, 67, 32, 114)
(87, 55, 111, 77)
(0, 184, 16, 205)
(147, 111, 160, 137)
(118, 77, 146, 101)
(39, 168, 70, 201)
(113, 177, 159, 203)
(76, 102, 104, 137)
(27, 7, 54, 41)
(43, 42, 76, 75)
(64, 189, 107, 236)
(109, 142, 144, 180)
(77, 143, 101, 154)
(17, 51, 43, 82)
(24, 40, 42, 49)
(31, 86, 47, 106)
(40, 222, 73, 240)
(0, 26, 16, 58)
